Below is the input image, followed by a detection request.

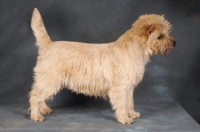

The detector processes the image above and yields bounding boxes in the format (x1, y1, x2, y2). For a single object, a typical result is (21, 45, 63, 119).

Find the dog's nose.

(173, 41, 176, 47)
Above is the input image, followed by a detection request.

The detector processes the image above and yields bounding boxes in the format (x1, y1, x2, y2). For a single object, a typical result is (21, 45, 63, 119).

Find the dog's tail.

(31, 8, 51, 48)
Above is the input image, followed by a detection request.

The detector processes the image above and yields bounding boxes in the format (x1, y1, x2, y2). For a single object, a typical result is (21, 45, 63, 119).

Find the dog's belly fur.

(34, 41, 145, 98)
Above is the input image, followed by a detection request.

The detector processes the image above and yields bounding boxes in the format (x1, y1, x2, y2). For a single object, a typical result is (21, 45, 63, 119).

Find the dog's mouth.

(161, 48, 172, 55)
(160, 40, 176, 55)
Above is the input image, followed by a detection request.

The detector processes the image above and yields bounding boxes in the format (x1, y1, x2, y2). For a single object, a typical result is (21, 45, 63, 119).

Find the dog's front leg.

(127, 86, 140, 119)
(108, 86, 133, 124)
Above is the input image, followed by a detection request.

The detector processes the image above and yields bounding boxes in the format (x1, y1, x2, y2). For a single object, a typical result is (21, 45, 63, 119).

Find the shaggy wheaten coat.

(29, 8, 175, 124)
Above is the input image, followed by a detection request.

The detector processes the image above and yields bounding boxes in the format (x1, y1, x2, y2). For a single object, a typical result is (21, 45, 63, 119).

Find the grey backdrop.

(0, 0, 200, 125)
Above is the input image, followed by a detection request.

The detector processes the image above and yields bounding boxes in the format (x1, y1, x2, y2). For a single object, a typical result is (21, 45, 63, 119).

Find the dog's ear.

(139, 24, 156, 38)
(146, 24, 156, 35)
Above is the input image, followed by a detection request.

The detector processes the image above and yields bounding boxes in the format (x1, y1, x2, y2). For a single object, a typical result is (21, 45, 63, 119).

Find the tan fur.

(29, 8, 175, 124)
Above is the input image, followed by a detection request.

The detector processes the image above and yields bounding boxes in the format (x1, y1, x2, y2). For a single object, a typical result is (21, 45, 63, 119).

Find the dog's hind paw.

(40, 108, 53, 115)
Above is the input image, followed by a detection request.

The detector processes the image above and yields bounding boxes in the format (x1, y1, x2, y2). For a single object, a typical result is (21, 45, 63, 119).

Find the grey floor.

(1, 1, 200, 132)
(0, 100, 200, 132)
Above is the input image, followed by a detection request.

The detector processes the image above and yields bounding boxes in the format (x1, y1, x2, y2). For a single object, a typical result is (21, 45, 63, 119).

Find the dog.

(29, 8, 176, 124)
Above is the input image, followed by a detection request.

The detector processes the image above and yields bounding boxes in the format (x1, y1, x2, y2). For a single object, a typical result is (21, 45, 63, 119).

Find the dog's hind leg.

(39, 101, 53, 115)
(29, 74, 62, 122)
(108, 86, 133, 124)
(29, 88, 44, 122)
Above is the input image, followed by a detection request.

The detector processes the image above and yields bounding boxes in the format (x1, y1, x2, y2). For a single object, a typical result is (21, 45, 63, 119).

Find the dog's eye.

(157, 34, 163, 40)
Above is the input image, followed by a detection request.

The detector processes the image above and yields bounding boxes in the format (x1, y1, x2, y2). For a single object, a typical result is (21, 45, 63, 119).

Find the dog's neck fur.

(114, 29, 151, 64)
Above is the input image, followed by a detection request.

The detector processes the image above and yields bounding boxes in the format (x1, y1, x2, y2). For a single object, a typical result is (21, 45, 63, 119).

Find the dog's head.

(132, 14, 176, 55)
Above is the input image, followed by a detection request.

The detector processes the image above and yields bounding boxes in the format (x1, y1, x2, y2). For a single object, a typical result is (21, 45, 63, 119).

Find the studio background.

(0, 0, 200, 126)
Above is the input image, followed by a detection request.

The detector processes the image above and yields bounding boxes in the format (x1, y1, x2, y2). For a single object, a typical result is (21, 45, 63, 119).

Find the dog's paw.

(40, 108, 53, 115)
(129, 111, 140, 119)
(117, 116, 133, 124)
(31, 114, 45, 122)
